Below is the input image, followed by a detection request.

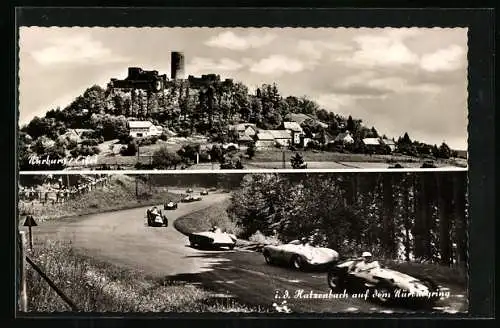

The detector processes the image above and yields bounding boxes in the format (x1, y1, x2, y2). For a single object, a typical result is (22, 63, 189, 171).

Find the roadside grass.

(174, 199, 242, 236)
(18, 175, 183, 222)
(24, 240, 266, 312)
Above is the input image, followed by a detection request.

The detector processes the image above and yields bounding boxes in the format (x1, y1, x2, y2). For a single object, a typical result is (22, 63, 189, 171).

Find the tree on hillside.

(437, 142, 451, 159)
(152, 146, 182, 169)
(347, 115, 354, 132)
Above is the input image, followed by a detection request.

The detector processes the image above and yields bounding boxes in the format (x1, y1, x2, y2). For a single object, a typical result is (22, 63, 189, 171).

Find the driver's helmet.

(362, 251, 372, 259)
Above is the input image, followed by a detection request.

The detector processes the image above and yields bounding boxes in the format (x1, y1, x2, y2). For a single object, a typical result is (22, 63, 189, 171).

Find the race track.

(20, 190, 467, 314)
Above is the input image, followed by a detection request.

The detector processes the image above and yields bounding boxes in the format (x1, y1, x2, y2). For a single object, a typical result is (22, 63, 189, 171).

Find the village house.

(238, 134, 254, 146)
(128, 120, 163, 138)
(228, 123, 257, 138)
(62, 129, 95, 144)
(334, 131, 355, 145)
(255, 130, 275, 149)
(269, 130, 292, 147)
(282, 121, 304, 145)
(362, 137, 385, 153)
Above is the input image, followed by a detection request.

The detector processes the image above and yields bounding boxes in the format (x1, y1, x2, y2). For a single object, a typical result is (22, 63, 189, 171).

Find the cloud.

(420, 44, 466, 72)
(249, 55, 306, 75)
(187, 57, 244, 75)
(315, 93, 382, 112)
(346, 34, 419, 67)
(30, 34, 129, 66)
(205, 31, 276, 51)
(331, 71, 441, 97)
(296, 40, 353, 60)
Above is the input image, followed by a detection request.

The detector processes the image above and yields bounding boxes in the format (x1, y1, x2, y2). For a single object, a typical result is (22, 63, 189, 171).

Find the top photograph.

(17, 27, 468, 172)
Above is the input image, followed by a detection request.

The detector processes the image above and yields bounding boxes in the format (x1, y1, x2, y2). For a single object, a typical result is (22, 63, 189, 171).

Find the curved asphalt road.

(20, 190, 467, 314)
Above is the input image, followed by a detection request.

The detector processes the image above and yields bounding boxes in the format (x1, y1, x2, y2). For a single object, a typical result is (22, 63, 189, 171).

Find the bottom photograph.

(17, 171, 468, 314)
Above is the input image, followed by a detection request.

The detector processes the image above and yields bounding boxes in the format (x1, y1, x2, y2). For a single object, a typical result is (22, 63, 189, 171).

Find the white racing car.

(188, 228, 237, 250)
(262, 239, 339, 271)
(182, 195, 202, 203)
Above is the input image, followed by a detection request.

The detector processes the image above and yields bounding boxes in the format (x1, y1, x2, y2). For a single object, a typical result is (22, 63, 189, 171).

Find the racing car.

(186, 188, 194, 193)
(164, 201, 178, 210)
(262, 239, 339, 271)
(181, 195, 202, 203)
(146, 208, 168, 227)
(326, 258, 443, 306)
(200, 189, 209, 195)
(188, 228, 237, 250)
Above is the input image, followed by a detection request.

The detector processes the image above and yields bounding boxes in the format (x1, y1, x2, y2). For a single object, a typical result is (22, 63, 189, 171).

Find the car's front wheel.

(291, 255, 305, 270)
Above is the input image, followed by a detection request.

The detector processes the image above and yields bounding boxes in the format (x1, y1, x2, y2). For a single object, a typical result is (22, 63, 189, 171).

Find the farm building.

(381, 138, 396, 152)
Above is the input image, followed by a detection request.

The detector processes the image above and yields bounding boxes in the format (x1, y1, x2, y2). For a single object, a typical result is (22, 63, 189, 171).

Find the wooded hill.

(19, 76, 459, 162)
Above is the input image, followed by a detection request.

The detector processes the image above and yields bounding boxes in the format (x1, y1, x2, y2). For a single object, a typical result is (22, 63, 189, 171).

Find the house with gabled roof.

(255, 130, 276, 149)
(128, 120, 163, 138)
(381, 138, 396, 152)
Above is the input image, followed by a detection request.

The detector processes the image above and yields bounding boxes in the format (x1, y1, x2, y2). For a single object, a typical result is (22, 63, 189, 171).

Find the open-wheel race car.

(326, 257, 444, 307)
(146, 208, 168, 227)
(181, 195, 202, 203)
(186, 188, 194, 193)
(164, 201, 178, 210)
(262, 239, 339, 271)
(200, 189, 209, 195)
(188, 227, 237, 250)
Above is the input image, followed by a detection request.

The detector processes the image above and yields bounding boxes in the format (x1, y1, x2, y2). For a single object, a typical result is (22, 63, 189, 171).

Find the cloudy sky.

(18, 27, 468, 149)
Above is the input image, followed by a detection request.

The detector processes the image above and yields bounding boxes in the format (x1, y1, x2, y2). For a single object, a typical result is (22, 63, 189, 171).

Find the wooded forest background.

(228, 171, 468, 266)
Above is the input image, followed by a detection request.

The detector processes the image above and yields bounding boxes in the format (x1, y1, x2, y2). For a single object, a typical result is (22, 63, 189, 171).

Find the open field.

(63, 139, 467, 170)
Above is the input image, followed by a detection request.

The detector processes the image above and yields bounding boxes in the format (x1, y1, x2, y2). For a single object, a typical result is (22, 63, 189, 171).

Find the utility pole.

(135, 175, 139, 198)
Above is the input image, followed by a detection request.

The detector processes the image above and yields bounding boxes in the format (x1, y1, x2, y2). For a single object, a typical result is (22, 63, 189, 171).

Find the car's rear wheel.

(370, 285, 395, 303)
(327, 270, 344, 291)
(263, 251, 273, 265)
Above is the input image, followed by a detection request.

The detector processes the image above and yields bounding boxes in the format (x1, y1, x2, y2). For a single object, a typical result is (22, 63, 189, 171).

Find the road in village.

(20, 190, 467, 313)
